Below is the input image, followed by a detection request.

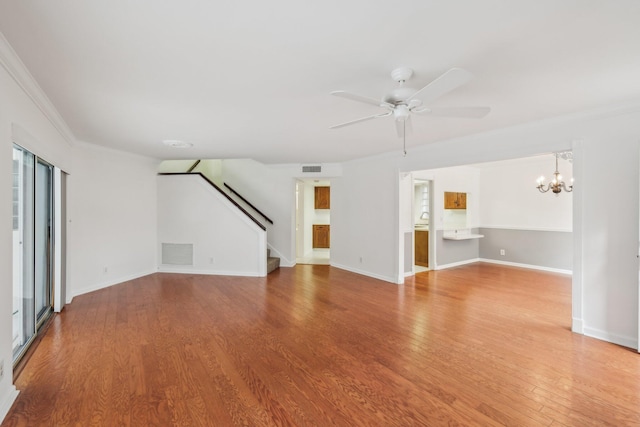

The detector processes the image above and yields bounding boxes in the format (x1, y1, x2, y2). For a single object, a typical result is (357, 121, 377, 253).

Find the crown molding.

(0, 31, 75, 146)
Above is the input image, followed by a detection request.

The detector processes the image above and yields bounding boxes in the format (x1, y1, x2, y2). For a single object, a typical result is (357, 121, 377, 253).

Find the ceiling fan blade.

(330, 111, 391, 129)
(425, 106, 491, 118)
(407, 68, 474, 104)
(331, 91, 393, 109)
(395, 116, 412, 138)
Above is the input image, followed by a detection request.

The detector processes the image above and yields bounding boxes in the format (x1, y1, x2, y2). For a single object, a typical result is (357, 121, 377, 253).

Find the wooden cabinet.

(314, 186, 330, 209)
(444, 192, 466, 209)
(313, 224, 330, 248)
(415, 230, 429, 267)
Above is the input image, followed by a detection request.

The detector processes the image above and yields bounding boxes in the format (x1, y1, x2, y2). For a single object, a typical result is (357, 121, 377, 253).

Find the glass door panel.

(35, 159, 53, 324)
(12, 146, 36, 360)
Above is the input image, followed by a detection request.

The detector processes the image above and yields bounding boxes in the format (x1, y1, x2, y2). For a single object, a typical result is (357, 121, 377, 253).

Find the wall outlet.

(359, 256, 363, 263)
(0, 359, 4, 379)
(103, 266, 108, 273)
(209, 257, 214, 264)
(500, 249, 506, 256)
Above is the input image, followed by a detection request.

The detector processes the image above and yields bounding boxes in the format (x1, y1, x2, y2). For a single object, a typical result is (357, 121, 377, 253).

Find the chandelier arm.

(537, 184, 550, 193)
(560, 182, 573, 192)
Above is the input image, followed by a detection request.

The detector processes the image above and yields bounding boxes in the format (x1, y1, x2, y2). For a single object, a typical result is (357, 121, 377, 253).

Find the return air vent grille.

(162, 243, 193, 265)
(302, 165, 321, 173)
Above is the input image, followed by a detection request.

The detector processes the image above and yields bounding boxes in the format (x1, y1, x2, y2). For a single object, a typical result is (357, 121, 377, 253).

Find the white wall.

(221, 160, 342, 266)
(67, 142, 158, 298)
(478, 156, 573, 231)
(157, 174, 266, 276)
(331, 105, 640, 349)
(415, 166, 481, 231)
(399, 173, 414, 274)
(197, 159, 222, 185)
(0, 35, 75, 420)
(221, 159, 294, 265)
(331, 155, 401, 283)
(574, 133, 639, 348)
(157, 159, 196, 174)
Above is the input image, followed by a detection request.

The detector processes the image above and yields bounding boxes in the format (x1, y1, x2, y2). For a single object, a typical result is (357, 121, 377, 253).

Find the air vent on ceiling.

(302, 165, 321, 173)
(162, 243, 194, 265)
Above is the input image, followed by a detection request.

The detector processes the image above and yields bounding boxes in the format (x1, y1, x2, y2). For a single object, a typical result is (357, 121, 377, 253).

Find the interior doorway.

(296, 179, 330, 265)
(401, 154, 573, 277)
(413, 179, 432, 273)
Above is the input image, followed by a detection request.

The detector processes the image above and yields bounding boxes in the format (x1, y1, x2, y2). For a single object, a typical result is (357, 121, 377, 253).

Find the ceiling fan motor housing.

(383, 87, 418, 106)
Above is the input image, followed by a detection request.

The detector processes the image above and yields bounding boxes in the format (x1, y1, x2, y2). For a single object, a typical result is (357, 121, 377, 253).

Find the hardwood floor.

(3, 263, 640, 426)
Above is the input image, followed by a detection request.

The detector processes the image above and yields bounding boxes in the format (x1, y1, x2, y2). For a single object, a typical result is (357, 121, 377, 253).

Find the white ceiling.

(1, 1, 639, 164)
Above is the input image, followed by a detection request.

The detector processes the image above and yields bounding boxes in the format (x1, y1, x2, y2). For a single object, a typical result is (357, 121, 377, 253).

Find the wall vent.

(162, 243, 194, 265)
(302, 165, 321, 173)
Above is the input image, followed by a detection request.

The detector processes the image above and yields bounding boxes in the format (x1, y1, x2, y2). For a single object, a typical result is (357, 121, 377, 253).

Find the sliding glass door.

(12, 145, 54, 363)
(35, 159, 54, 325)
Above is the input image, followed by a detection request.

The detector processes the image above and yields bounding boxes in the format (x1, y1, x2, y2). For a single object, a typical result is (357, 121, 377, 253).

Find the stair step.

(267, 256, 280, 274)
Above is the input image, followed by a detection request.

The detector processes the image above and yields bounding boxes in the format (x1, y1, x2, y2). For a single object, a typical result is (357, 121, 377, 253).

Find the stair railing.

(158, 173, 266, 231)
(223, 183, 274, 225)
(186, 159, 201, 173)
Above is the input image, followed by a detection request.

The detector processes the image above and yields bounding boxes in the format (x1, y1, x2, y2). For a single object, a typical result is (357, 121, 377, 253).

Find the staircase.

(267, 249, 280, 274)
(165, 160, 281, 275)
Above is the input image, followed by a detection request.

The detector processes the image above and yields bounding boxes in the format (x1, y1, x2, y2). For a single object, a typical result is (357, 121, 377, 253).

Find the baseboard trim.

(0, 386, 19, 425)
(435, 258, 481, 270)
(583, 326, 638, 350)
(330, 263, 398, 285)
(157, 266, 264, 277)
(572, 317, 584, 334)
(71, 269, 157, 298)
(478, 258, 572, 275)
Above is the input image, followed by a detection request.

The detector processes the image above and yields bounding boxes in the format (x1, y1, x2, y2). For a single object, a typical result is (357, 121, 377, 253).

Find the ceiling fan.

(330, 67, 490, 140)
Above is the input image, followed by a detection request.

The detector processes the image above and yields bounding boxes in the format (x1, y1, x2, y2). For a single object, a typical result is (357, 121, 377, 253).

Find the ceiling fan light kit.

(330, 66, 491, 155)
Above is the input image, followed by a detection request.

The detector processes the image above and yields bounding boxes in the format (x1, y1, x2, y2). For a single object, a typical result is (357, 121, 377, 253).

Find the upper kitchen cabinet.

(444, 192, 467, 209)
(315, 186, 330, 209)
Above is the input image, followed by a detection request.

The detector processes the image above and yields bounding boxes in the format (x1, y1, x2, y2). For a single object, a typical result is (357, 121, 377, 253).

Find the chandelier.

(536, 152, 573, 194)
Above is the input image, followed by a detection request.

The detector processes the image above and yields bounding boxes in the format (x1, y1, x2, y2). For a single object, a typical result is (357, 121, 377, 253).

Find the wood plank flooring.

(3, 263, 640, 426)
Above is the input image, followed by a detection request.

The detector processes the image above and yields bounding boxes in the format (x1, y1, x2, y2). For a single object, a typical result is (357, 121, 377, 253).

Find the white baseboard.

(478, 258, 572, 275)
(330, 262, 399, 285)
(583, 326, 638, 350)
(572, 317, 584, 334)
(158, 266, 264, 277)
(71, 269, 157, 298)
(435, 258, 481, 270)
(0, 386, 19, 425)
